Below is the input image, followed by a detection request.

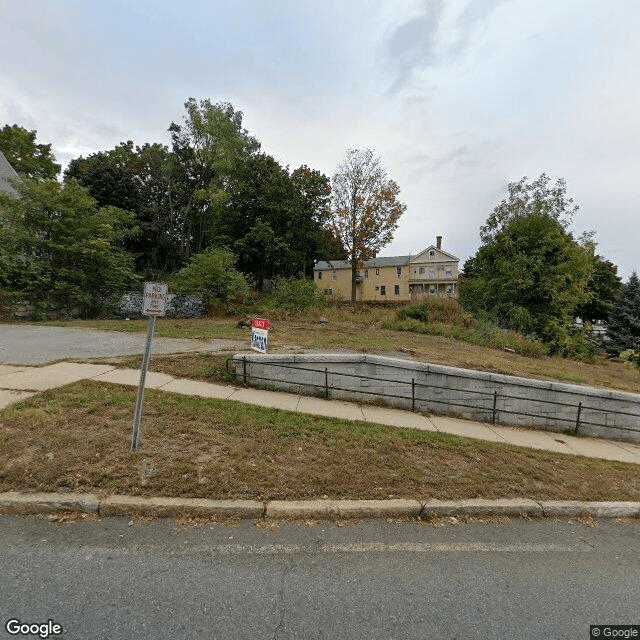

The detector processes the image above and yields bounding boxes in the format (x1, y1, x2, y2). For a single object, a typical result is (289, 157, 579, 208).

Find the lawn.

(1, 380, 638, 502)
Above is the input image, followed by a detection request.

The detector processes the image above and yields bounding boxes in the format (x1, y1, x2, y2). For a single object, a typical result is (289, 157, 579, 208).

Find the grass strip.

(1, 381, 638, 503)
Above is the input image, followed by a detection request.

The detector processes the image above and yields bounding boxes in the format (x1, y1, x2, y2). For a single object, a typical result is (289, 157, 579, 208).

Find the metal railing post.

(243, 356, 247, 384)
(574, 402, 582, 435)
(492, 391, 498, 424)
(325, 368, 329, 399)
(411, 378, 415, 412)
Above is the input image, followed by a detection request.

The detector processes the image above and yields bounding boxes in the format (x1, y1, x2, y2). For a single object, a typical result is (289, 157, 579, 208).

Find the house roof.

(412, 245, 459, 262)
(0, 150, 19, 196)
(315, 255, 412, 270)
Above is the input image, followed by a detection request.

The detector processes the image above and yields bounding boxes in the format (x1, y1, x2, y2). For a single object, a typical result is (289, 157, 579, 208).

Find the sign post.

(132, 283, 168, 451)
(250, 318, 269, 354)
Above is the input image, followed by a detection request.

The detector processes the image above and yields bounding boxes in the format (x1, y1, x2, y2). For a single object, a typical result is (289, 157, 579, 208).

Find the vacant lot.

(1, 380, 638, 502)
(38, 308, 640, 393)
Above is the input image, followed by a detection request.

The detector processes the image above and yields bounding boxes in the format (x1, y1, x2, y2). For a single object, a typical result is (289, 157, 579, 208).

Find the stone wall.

(232, 353, 640, 443)
(107, 292, 205, 319)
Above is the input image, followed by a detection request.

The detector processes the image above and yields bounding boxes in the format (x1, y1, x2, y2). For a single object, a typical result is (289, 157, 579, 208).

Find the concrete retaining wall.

(232, 353, 640, 443)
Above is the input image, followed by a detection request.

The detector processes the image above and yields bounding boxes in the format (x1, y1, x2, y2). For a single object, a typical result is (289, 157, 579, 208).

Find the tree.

(574, 253, 621, 322)
(168, 98, 260, 262)
(0, 178, 138, 314)
(460, 213, 593, 355)
(329, 148, 406, 302)
(0, 124, 60, 179)
(606, 271, 640, 356)
(66, 141, 181, 275)
(170, 246, 249, 307)
(480, 173, 579, 243)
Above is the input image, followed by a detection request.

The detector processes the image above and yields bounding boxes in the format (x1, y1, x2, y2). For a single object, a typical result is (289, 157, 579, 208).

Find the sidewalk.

(1, 362, 640, 465)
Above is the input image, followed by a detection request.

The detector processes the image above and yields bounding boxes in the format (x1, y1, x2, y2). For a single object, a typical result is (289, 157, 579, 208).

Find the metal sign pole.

(131, 314, 156, 451)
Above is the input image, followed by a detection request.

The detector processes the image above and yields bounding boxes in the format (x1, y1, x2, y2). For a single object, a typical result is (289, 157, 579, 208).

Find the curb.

(0, 493, 639, 520)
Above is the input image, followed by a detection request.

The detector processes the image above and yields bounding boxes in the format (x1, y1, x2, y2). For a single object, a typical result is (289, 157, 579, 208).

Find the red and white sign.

(250, 318, 269, 353)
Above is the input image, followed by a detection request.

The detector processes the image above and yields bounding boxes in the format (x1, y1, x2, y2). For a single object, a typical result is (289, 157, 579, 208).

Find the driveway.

(0, 324, 243, 365)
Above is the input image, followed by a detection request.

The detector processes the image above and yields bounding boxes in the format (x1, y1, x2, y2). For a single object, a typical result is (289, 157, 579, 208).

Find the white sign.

(250, 318, 269, 353)
(142, 282, 168, 316)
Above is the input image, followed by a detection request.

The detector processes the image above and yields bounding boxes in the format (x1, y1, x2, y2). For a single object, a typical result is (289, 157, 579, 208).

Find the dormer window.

(429, 250, 435, 258)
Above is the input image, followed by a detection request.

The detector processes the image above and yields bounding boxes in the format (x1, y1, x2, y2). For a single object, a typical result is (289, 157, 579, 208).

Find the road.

(1, 516, 638, 639)
(0, 324, 242, 364)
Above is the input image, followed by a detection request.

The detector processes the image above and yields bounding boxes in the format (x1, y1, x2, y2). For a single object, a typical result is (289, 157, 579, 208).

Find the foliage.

(0, 124, 60, 179)
(0, 178, 138, 312)
(170, 246, 250, 307)
(382, 315, 547, 357)
(606, 271, 640, 356)
(262, 277, 326, 311)
(480, 173, 579, 243)
(461, 213, 593, 356)
(329, 148, 406, 302)
(397, 298, 475, 328)
(573, 253, 621, 322)
(66, 141, 181, 276)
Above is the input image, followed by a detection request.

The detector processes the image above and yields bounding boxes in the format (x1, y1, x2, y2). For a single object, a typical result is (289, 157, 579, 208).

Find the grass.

(1, 380, 639, 502)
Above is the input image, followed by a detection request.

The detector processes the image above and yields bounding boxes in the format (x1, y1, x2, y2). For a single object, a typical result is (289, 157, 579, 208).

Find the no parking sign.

(250, 318, 269, 353)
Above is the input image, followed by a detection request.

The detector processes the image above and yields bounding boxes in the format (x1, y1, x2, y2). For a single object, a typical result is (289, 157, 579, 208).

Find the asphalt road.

(0, 324, 242, 364)
(1, 516, 638, 639)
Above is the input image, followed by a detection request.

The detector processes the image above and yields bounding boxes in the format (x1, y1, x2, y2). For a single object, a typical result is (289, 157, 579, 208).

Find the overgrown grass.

(1, 380, 638, 501)
(384, 299, 547, 357)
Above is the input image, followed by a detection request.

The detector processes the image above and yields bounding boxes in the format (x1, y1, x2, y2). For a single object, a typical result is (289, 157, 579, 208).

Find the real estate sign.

(250, 318, 269, 353)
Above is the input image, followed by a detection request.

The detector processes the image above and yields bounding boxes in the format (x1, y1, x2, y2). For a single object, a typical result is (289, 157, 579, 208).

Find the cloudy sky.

(2, 0, 639, 277)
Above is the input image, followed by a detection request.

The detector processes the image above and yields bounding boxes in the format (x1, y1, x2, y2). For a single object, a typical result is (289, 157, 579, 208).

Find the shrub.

(262, 277, 326, 311)
(170, 247, 250, 308)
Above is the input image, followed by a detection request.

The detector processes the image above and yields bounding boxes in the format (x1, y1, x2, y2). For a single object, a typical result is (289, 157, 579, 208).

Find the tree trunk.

(351, 265, 357, 303)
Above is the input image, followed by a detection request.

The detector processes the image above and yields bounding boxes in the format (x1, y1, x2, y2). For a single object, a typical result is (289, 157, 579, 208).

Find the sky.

(1, 0, 639, 278)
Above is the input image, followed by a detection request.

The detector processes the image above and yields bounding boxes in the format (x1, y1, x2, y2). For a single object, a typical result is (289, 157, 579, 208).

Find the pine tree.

(606, 271, 640, 355)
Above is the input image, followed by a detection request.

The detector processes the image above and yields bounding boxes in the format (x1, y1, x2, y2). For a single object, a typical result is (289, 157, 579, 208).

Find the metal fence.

(228, 356, 640, 440)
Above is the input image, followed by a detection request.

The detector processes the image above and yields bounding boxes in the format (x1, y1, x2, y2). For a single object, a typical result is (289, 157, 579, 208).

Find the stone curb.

(0, 491, 100, 515)
(99, 495, 264, 519)
(0, 493, 638, 520)
(266, 499, 422, 519)
(421, 498, 543, 518)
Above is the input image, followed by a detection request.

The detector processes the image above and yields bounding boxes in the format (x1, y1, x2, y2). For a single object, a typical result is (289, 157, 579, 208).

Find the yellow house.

(314, 236, 459, 302)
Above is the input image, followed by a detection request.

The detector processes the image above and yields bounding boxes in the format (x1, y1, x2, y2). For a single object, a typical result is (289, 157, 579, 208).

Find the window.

(332, 271, 337, 281)
(419, 267, 425, 274)
(396, 267, 402, 277)
(364, 269, 369, 278)
(324, 288, 333, 295)
(380, 285, 386, 296)
(429, 268, 436, 277)
(445, 267, 452, 277)
(375, 268, 380, 275)
(429, 284, 437, 294)
(394, 285, 400, 295)
(446, 284, 453, 295)
(318, 271, 322, 280)
(429, 250, 435, 257)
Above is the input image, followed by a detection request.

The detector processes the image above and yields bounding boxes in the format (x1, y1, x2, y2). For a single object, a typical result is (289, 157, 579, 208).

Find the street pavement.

(0, 361, 639, 463)
(1, 515, 638, 639)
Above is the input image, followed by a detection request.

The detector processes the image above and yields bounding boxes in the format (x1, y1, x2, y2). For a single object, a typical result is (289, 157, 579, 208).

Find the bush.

(262, 277, 326, 311)
(170, 247, 250, 308)
(397, 298, 474, 327)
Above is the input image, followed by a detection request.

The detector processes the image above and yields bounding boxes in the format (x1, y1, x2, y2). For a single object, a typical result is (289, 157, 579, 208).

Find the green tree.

(329, 148, 406, 302)
(170, 246, 249, 307)
(574, 253, 621, 322)
(66, 141, 181, 275)
(0, 124, 60, 179)
(0, 178, 138, 313)
(168, 98, 260, 262)
(480, 173, 578, 243)
(460, 214, 593, 355)
(606, 271, 640, 356)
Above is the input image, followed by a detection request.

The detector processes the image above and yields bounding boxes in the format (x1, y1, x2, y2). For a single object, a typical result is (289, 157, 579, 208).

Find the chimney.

(436, 235, 442, 249)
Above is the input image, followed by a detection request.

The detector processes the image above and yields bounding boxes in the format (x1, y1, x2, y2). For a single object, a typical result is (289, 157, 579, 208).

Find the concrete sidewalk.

(1, 362, 640, 465)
